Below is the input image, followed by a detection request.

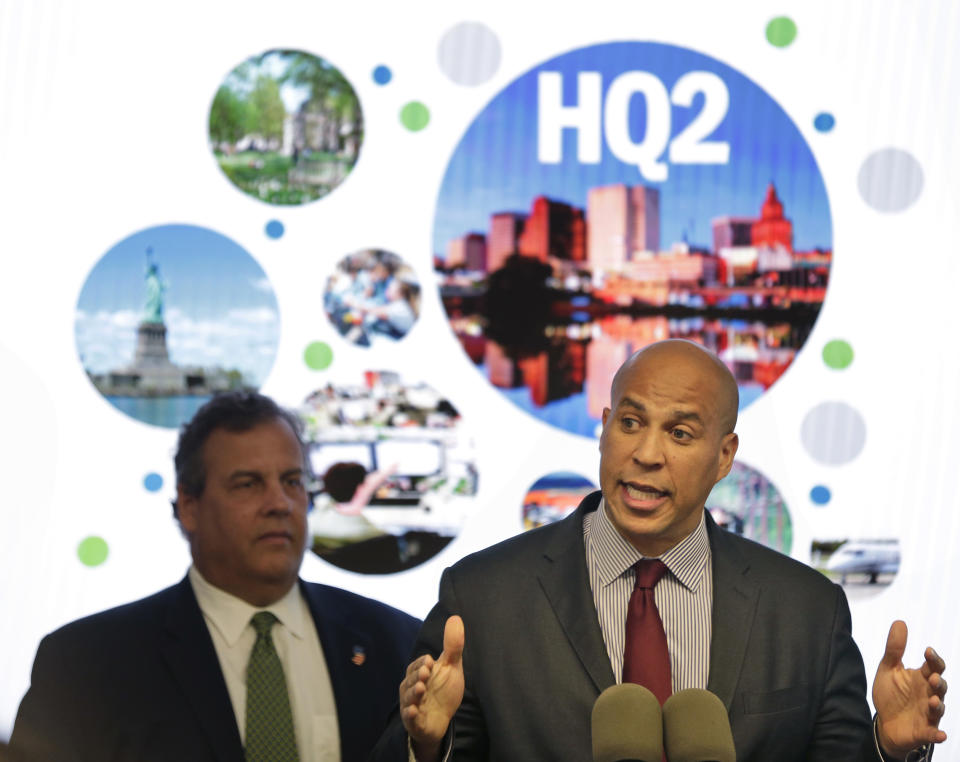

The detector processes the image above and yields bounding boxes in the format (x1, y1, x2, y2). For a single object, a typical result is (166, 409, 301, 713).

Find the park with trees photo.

(208, 49, 363, 205)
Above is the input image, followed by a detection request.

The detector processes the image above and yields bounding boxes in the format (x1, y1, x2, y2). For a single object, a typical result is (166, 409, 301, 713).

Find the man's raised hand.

(400, 616, 466, 762)
(873, 620, 947, 758)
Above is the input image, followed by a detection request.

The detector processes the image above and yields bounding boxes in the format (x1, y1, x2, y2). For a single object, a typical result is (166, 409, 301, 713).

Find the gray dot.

(801, 402, 867, 465)
(438, 22, 501, 86)
(857, 148, 924, 212)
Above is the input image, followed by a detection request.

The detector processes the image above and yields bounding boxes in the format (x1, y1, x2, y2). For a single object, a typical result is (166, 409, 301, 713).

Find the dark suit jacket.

(371, 491, 878, 761)
(10, 576, 420, 762)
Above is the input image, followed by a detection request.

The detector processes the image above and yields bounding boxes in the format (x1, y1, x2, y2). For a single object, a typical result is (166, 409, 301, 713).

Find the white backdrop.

(1, 0, 958, 744)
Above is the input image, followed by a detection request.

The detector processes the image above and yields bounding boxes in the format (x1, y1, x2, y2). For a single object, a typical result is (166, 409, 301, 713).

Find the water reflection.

(452, 314, 807, 437)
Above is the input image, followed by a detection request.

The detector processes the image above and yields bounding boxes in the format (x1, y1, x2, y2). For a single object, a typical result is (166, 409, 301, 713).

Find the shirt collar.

(188, 566, 309, 646)
(586, 498, 710, 592)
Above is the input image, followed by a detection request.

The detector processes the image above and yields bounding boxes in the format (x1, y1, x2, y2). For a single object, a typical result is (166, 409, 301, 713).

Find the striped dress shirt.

(584, 499, 713, 692)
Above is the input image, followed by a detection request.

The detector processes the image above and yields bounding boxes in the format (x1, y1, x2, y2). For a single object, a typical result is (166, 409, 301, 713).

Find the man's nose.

(632, 431, 665, 466)
(263, 480, 294, 513)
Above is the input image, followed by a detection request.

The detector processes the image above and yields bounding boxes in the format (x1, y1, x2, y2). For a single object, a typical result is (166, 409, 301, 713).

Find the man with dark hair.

(171, 391, 307, 521)
(11, 391, 420, 762)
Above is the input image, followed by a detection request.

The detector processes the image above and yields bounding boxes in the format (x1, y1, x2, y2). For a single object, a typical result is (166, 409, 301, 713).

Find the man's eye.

(671, 428, 691, 440)
(621, 417, 639, 429)
(235, 481, 254, 489)
(286, 477, 304, 488)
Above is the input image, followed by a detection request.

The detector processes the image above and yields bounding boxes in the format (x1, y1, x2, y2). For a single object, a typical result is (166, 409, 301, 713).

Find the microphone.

(591, 683, 663, 762)
(662, 689, 736, 762)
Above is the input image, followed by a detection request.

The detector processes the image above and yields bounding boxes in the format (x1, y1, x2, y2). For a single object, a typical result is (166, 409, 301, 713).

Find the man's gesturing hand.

(873, 620, 947, 758)
(400, 616, 466, 762)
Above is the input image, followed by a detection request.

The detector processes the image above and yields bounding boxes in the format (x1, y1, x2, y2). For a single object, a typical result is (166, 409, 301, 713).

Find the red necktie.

(622, 559, 672, 706)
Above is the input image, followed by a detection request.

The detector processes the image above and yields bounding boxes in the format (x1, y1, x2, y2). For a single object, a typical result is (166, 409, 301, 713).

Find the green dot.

(77, 536, 109, 567)
(400, 101, 430, 131)
(822, 340, 854, 369)
(766, 16, 797, 47)
(304, 341, 333, 370)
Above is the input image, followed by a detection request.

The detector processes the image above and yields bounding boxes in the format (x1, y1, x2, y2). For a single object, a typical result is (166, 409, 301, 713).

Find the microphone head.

(662, 689, 736, 762)
(591, 683, 663, 762)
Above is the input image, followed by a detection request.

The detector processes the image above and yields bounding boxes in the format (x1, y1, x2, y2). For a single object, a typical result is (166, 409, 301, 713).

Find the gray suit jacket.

(10, 576, 420, 762)
(371, 491, 877, 761)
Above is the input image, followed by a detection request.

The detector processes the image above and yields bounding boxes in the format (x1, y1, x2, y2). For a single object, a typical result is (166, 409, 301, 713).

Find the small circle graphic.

(858, 148, 924, 212)
(324, 250, 421, 348)
(78, 536, 109, 567)
(400, 102, 430, 131)
(438, 22, 502, 86)
(801, 402, 867, 465)
(373, 65, 392, 85)
(304, 341, 334, 370)
(522, 472, 596, 530)
(766, 17, 797, 47)
(814, 113, 835, 132)
(209, 49, 363, 206)
(265, 220, 285, 239)
(810, 485, 832, 505)
(822, 339, 853, 369)
(300, 371, 477, 574)
(707, 462, 792, 554)
(812, 537, 900, 593)
(143, 473, 163, 492)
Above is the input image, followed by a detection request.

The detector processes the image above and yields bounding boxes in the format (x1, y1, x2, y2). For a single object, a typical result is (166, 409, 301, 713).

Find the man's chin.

(252, 556, 302, 586)
(608, 511, 674, 555)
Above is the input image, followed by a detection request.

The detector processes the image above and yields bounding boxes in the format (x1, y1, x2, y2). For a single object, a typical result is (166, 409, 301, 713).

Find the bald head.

(610, 340, 739, 435)
(599, 339, 740, 555)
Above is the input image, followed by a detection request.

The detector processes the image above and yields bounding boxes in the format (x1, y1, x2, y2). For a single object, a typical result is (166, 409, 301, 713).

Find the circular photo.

(298, 371, 477, 574)
(75, 224, 280, 428)
(810, 538, 900, 601)
(434, 41, 832, 437)
(706, 461, 792, 555)
(209, 49, 363, 205)
(522, 472, 597, 530)
(324, 250, 421, 347)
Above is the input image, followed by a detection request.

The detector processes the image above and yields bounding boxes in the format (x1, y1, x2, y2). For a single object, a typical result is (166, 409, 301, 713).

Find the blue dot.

(814, 113, 835, 132)
(810, 485, 831, 505)
(265, 220, 284, 239)
(373, 65, 392, 85)
(143, 473, 163, 492)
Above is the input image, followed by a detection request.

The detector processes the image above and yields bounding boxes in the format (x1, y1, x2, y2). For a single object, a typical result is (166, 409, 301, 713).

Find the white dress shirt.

(189, 566, 340, 761)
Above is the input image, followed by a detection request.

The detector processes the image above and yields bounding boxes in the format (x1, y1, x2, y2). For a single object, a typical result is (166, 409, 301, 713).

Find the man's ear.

(599, 407, 611, 451)
(715, 432, 739, 483)
(177, 485, 199, 534)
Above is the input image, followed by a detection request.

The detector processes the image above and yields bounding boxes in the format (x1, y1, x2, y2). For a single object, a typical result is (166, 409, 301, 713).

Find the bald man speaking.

(371, 340, 947, 761)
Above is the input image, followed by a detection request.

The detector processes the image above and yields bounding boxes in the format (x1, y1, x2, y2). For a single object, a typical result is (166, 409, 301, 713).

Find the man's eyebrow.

(227, 469, 263, 481)
(616, 398, 704, 425)
(671, 410, 704, 425)
(616, 397, 646, 412)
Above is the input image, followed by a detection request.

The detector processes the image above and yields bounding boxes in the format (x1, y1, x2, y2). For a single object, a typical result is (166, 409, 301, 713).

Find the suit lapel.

(705, 514, 760, 711)
(160, 576, 244, 762)
(301, 581, 375, 762)
(537, 492, 616, 693)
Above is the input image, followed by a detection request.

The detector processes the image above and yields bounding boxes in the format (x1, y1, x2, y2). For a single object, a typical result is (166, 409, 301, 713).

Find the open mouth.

(622, 483, 669, 501)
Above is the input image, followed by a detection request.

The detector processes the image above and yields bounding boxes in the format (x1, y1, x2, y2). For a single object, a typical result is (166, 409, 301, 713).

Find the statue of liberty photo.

(142, 248, 166, 325)
(78, 227, 272, 428)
